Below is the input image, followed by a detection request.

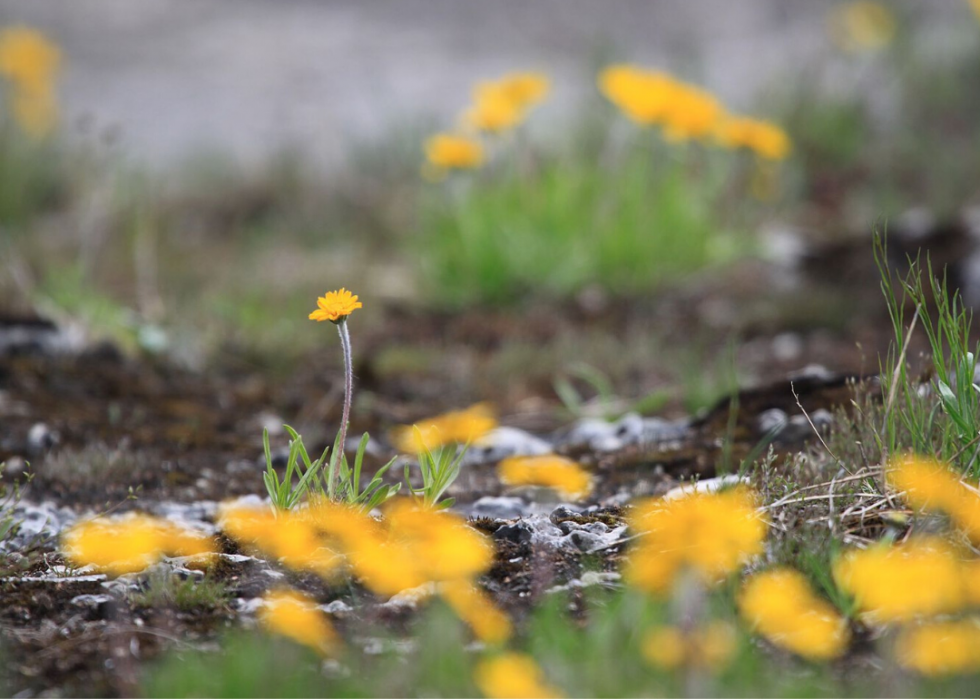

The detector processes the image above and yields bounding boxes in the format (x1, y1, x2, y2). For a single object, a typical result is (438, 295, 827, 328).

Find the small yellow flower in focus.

(474, 653, 563, 699)
(829, 1, 896, 53)
(309, 287, 361, 324)
(391, 403, 497, 454)
(715, 117, 791, 161)
(626, 488, 767, 595)
(739, 568, 850, 661)
(834, 538, 966, 624)
(62, 514, 216, 576)
(497, 454, 592, 499)
(424, 133, 485, 171)
(260, 589, 338, 654)
(896, 620, 980, 677)
(441, 579, 512, 644)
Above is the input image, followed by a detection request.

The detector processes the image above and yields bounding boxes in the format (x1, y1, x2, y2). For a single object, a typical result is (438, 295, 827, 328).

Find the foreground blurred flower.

(642, 622, 737, 671)
(0, 25, 60, 137)
(739, 568, 850, 661)
(424, 133, 485, 171)
(599, 64, 678, 126)
(626, 487, 767, 594)
(834, 537, 966, 624)
(497, 454, 592, 499)
(63, 514, 216, 575)
(464, 71, 550, 133)
(828, 1, 896, 53)
(661, 83, 724, 143)
(441, 579, 512, 644)
(474, 653, 563, 699)
(715, 117, 791, 161)
(896, 619, 980, 677)
(886, 456, 980, 544)
(260, 589, 338, 654)
(391, 403, 497, 454)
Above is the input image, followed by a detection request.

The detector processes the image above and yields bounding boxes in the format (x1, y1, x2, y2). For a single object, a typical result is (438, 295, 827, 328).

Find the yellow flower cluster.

(259, 589, 339, 655)
(62, 514, 216, 575)
(497, 454, 592, 499)
(599, 64, 790, 160)
(626, 487, 767, 595)
(833, 537, 980, 624)
(738, 568, 850, 661)
(0, 26, 60, 138)
(886, 456, 980, 544)
(308, 288, 362, 324)
(896, 620, 980, 677)
(641, 622, 736, 671)
(391, 402, 497, 454)
(463, 72, 550, 134)
(220, 498, 506, 643)
(474, 653, 563, 699)
(424, 71, 550, 176)
(828, 2, 896, 54)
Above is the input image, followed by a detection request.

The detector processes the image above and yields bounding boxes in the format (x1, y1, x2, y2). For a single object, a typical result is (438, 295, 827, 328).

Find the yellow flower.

(599, 64, 679, 126)
(626, 488, 767, 595)
(424, 133, 485, 171)
(463, 72, 550, 133)
(0, 26, 60, 138)
(308, 287, 361, 323)
(0, 26, 59, 94)
(738, 568, 850, 661)
(218, 505, 345, 578)
(834, 537, 967, 624)
(497, 72, 550, 109)
(642, 622, 736, 671)
(971, 0, 980, 23)
(441, 579, 512, 644)
(896, 619, 980, 677)
(391, 403, 497, 454)
(886, 456, 980, 545)
(474, 653, 563, 699)
(62, 514, 216, 575)
(715, 117, 791, 161)
(260, 589, 338, 654)
(828, 2, 896, 53)
(661, 83, 725, 143)
(497, 454, 592, 499)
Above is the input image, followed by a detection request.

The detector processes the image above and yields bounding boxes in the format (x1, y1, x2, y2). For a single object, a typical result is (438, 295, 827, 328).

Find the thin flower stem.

(336, 319, 354, 477)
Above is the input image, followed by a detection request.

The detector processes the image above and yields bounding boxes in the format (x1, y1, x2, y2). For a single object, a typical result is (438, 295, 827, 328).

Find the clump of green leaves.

(262, 427, 399, 512)
(404, 433, 467, 509)
(131, 573, 230, 612)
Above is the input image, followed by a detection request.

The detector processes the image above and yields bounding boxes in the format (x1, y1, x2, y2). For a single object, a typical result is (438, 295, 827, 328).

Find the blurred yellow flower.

(474, 653, 563, 699)
(424, 133, 485, 171)
(497, 454, 592, 499)
(661, 83, 725, 143)
(642, 622, 736, 671)
(829, 1, 896, 53)
(464, 71, 550, 133)
(218, 505, 345, 578)
(63, 514, 216, 576)
(626, 487, 767, 595)
(309, 287, 361, 323)
(896, 619, 980, 677)
(441, 579, 512, 644)
(0, 25, 60, 137)
(599, 64, 679, 126)
(971, 0, 980, 22)
(834, 537, 966, 624)
(886, 456, 980, 545)
(715, 117, 791, 161)
(738, 568, 850, 661)
(391, 402, 497, 453)
(260, 589, 338, 654)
